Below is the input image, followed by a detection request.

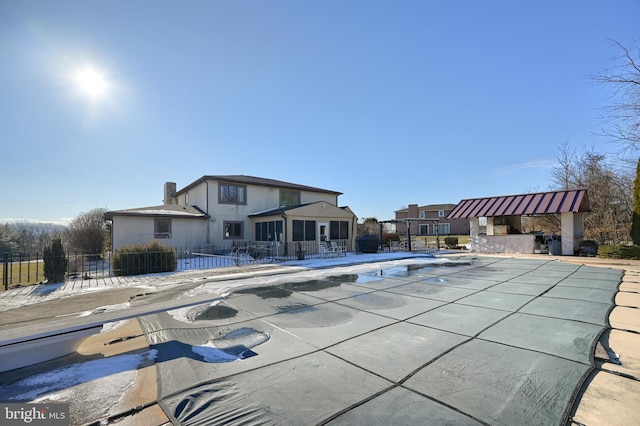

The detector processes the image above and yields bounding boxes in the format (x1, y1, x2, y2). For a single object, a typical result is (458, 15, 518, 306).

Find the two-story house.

(394, 203, 469, 236)
(105, 175, 358, 254)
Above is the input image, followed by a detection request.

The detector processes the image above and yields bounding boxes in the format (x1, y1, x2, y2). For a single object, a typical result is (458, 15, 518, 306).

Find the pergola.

(378, 218, 442, 251)
(447, 189, 590, 255)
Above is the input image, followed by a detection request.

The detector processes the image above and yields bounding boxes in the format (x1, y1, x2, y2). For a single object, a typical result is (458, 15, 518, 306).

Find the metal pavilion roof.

(447, 189, 589, 219)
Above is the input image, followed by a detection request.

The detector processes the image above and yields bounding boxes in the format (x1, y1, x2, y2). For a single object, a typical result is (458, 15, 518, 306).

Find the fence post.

(3, 253, 8, 291)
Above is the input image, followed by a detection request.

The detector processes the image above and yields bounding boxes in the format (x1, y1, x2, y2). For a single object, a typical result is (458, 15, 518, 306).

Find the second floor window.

(219, 183, 246, 204)
(280, 189, 301, 207)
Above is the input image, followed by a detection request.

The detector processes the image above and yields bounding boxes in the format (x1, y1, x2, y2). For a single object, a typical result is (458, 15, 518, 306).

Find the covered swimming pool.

(137, 256, 622, 425)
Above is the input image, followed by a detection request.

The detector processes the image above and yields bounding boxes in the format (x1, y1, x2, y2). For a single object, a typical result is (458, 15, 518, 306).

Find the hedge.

(112, 241, 177, 276)
(598, 244, 640, 260)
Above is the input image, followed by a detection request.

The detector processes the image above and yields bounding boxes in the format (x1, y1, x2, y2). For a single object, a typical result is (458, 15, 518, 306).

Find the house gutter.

(206, 181, 210, 244)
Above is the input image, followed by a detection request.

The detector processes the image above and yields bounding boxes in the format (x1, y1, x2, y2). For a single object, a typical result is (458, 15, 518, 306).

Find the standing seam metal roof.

(447, 189, 589, 219)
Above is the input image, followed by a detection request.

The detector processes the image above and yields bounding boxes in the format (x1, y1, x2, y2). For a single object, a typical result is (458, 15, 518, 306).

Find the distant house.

(394, 204, 470, 236)
(104, 175, 358, 254)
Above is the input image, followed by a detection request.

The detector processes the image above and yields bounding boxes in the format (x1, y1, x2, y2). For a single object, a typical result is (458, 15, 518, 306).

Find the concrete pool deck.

(0, 252, 638, 425)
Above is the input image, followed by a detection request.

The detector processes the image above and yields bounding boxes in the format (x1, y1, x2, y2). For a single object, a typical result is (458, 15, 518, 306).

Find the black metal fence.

(1, 240, 351, 290)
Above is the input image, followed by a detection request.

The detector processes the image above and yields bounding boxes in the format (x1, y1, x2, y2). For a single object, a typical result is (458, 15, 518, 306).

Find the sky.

(1, 1, 638, 224)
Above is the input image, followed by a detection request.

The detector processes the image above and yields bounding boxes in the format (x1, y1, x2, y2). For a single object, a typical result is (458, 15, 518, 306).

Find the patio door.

(318, 223, 328, 242)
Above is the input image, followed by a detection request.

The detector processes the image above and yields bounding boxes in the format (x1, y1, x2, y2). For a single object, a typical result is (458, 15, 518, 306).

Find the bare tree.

(358, 217, 380, 237)
(594, 39, 640, 159)
(10, 222, 39, 253)
(65, 208, 108, 256)
(550, 144, 632, 243)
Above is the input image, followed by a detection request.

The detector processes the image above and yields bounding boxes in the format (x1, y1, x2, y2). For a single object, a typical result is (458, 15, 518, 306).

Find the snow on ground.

(0, 251, 451, 313)
(0, 350, 157, 425)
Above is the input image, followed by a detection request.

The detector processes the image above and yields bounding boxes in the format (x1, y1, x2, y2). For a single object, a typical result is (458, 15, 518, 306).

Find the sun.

(73, 66, 109, 99)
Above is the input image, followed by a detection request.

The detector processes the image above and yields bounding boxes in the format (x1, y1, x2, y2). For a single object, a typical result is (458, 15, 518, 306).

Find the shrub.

(444, 237, 459, 249)
(112, 241, 177, 276)
(598, 244, 640, 260)
(43, 237, 68, 283)
(381, 232, 400, 246)
(578, 240, 599, 256)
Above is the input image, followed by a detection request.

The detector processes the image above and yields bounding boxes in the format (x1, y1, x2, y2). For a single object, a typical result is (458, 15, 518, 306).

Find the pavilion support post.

(469, 217, 480, 252)
(561, 212, 584, 255)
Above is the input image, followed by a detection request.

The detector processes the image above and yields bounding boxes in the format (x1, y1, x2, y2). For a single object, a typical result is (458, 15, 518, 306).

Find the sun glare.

(73, 66, 109, 99)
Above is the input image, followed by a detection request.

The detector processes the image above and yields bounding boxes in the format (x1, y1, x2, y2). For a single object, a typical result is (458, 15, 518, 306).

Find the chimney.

(164, 182, 177, 205)
(408, 204, 419, 234)
(408, 204, 418, 218)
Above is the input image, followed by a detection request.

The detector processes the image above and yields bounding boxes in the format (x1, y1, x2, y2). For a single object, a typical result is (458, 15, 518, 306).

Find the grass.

(0, 261, 45, 290)
(411, 234, 470, 246)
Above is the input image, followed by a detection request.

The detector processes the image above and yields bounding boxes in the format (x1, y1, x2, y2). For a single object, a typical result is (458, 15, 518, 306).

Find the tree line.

(1, 208, 109, 256)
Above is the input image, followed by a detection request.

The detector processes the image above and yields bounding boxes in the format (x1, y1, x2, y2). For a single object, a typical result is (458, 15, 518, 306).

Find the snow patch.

(168, 300, 222, 323)
(192, 328, 270, 363)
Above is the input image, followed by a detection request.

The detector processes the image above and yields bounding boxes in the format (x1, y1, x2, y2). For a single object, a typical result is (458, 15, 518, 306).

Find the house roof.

(104, 205, 209, 220)
(248, 203, 314, 217)
(447, 189, 589, 219)
(248, 202, 352, 218)
(395, 203, 457, 213)
(173, 175, 342, 196)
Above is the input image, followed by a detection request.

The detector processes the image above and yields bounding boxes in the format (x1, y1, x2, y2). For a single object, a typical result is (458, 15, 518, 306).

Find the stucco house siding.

(110, 215, 208, 251)
(249, 202, 357, 252)
(170, 177, 341, 247)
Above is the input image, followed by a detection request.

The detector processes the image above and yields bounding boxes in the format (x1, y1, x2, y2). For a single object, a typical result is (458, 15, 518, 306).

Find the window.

(292, 220, 316, 241)
(305, 221, 316, 241)
(438, 210, 445, 217)
(419, 224, 429, 235)
(255, 220, 283, 241)
(437, 223, 450, 235)
(154, 218, 171, 239)
(219, 183, 246, 204)
(185, 193, 189, 204)
(224, 221, 244, 239)
(280, 189, 301, 207)
(330, 221, 349, 240)
(419, 211, 425, 219)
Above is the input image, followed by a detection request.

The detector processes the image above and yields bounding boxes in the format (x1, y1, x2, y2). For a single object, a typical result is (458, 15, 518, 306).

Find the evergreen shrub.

(444, 237, 459, 248)
(112, 241, 177, 276)
(43, 237, 68, 283)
